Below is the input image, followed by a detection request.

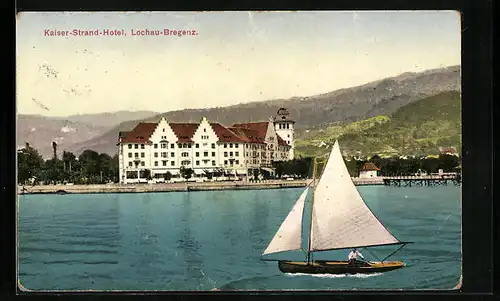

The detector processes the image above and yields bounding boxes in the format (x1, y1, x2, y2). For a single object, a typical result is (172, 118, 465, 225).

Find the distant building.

(117, 109, 295, 184)
(438, 146, 459, 157)
(359, 162, 380, 178)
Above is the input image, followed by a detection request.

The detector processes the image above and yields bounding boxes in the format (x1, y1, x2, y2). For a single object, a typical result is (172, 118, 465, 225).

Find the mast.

(306, 157, 317, 264)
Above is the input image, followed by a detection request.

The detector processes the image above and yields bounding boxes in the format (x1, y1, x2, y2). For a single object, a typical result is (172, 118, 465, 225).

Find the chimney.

(52, 141, 57, 159)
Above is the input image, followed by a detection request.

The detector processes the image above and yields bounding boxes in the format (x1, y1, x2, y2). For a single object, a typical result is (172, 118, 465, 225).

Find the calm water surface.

(18, 186, 461, 291)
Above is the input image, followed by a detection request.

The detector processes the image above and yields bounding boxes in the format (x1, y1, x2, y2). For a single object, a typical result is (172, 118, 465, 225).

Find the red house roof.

(276, 135, 289, 147)
(210, 123, 246, 143)
(118, 119, 290, 147)
(120, 123, 157, 143)
(360, 162, 380, 171)
(169, 123, 199, 143)
(232, 122, 269, 138)
(228, 127, 266, 144)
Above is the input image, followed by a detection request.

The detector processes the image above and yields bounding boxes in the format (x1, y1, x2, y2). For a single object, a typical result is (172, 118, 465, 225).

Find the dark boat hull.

(278, 260, 405, 274)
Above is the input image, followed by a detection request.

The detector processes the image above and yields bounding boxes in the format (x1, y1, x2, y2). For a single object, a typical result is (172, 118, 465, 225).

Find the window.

(154, 161, 158, 166)
(154, 144, 158, 149)
(224, 152, 228, 157)
(141, 144, 145, 149)
(135, 144, 138, 149)
(178, 144, 183, 149)
(171, 161, 175, 166)
(196, 161, 200, 166)
(182, 152, 189, 157)
(230, 152, 233, 157)
(212, 160, 216, 166)
(141, 152, 145, 158)
(171, 144, 175, 148)
(163, 161, 167, 166)
(235, 160, 239, 164)
(170, 152, 175, 157)
(154, 152, 158, 158)
(211, 143, 215, 149)
(287, 134, 290, 138)
(141, 161, 145, 166)
(181, 160, 190, 166)
(162, 152, 167, 158)
(128, 153, 132, 158)
(287, 124, 290, 129)
(235, 144, 239, 148)
(196, 152, 200, 157)
(195, 143, 199, 148)
(161, 143, 167, 149)
(224, 143, 227, 148)
(235, 152, 239, 156)
(204, 151, 208, 157)
(212, 152, 215, 157)
(128, 162, 133, 167)
(163, 128, 165, 132)
(203, 128, 207, 132)
(224, 160, 228, 165)
(128, 144, 132, 149)
(135, 153, 139, 158)
(188, 144, 192, 148)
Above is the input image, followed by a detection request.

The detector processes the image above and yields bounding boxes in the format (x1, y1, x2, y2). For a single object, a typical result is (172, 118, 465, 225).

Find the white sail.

(263, 187, 309, 256)
(309, 141, 400, 252)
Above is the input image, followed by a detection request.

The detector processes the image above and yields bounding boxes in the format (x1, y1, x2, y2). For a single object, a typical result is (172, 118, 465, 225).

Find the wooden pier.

(382, 175, 461, 187)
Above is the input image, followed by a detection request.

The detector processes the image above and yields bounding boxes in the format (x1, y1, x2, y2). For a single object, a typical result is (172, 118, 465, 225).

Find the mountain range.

(17, 65, 461, 158)
(295, 91, 461, 158)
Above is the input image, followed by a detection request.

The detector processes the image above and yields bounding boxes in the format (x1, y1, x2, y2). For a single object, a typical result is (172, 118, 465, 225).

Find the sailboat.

(261, 140, 411, 275)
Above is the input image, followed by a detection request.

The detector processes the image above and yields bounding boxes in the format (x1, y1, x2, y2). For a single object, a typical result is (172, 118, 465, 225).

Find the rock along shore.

(18, 178, 384, 195)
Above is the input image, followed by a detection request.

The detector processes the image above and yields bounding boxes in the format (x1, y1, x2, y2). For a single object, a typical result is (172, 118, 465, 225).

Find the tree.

(40, 158, 64, 184)
(140, 169, 152, 180)
(203, 169, 214, 180)
(179, 166, 194, 180)
(438, 154, 460, 172)
(165, 171, 172, 181)
(17, 144, 44, 185)
(252, 168, 260, 180)
(78, 149, 100, 183)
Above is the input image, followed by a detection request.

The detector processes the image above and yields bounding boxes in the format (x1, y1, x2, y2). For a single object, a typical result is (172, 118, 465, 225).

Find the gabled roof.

(118, 119, 292, 146)
(232, 122, 269, 139)
(169, 123, 198, 143)
(210, 123, 246, 142)
(276, 134, 290, 147)
(360, 162, 380, 171)
(120, 123, 157, 143)
(228, 127, 266, 144)
(439, 146, 458, 153)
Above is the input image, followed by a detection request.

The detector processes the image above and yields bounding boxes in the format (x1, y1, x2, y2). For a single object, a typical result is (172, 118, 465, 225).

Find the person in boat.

(348, 248, 366, 266)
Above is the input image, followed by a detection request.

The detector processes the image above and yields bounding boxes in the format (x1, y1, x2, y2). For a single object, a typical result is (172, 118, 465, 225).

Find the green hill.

(295, 91, 461, 158)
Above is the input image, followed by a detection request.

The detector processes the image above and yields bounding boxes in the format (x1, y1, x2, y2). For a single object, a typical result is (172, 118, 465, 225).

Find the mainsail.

(262, 187, 309, 256)
(309, 140, 401, 252)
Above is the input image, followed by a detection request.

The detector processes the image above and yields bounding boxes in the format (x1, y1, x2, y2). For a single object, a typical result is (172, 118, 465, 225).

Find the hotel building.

(117, 108, 295, 184)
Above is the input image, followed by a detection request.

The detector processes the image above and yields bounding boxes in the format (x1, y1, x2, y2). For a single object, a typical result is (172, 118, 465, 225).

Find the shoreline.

(18, 178, 384, 195)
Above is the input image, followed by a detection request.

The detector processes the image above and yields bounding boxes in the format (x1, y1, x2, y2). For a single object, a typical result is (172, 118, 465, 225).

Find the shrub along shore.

(18, 178, 384, 195)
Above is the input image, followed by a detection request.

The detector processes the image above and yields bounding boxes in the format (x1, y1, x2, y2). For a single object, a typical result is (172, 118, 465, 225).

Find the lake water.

(17, 186, 461, 291)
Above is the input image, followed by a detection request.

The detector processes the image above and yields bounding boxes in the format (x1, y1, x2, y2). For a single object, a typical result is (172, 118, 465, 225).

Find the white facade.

(273, 108, 295, 160)
(118, 115, 292, 184)
(359, 170, 378, 178)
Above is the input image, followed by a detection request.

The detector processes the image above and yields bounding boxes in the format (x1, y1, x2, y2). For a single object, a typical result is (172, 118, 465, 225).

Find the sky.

(16, 11, 461, 117)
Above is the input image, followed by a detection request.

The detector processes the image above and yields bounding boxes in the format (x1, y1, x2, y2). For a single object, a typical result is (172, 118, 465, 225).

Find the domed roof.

(274, 107, 295, 123)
